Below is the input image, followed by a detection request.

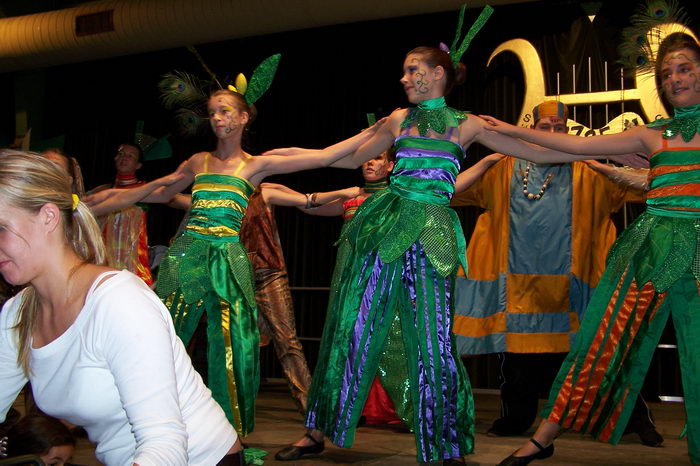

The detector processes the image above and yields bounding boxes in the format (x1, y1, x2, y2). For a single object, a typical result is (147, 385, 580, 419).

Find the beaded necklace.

(400, 96, 468, 137)
(646, 103, 700, 142)
(521, 163, 554, 200)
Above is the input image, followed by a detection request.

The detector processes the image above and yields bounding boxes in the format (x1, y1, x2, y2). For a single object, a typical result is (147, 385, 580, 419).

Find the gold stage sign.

(488, 23, 698, 133)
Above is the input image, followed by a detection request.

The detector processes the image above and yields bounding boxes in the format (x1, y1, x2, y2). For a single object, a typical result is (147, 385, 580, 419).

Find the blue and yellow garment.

(451, 157, 642, 354)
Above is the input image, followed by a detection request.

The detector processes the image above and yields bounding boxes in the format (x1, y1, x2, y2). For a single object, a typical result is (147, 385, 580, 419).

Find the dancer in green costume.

(481, 32, 700, 466)
(85, 85, 383, 437)
(268, 12, 609, 464)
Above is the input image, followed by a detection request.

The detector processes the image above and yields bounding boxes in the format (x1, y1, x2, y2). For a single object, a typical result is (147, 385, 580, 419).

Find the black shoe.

(275, 433, 325, 461)
(626, 417, 664, 447)
(497, 438, 554, 466)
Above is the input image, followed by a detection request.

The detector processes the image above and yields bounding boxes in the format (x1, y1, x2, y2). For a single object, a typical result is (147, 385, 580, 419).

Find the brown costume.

(239, 189, 312, 414)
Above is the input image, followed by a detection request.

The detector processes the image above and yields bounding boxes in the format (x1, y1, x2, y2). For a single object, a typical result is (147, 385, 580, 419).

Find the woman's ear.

(39, 203, 62, 234)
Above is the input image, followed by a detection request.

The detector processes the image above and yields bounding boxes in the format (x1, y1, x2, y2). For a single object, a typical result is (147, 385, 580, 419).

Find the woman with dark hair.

(4, 414, 75, 466)
(267, 34, 596, 461)
(480, 31, 700, 465)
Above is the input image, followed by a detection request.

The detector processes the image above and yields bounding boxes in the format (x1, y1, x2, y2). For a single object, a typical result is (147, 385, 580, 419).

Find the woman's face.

(361, 152, 394, 182)
(660, 47, 700, 108)
(400, 54, 443, 104)
(208, 94, 247, 138)
(0, 202, 44, 285)
(40, 444, 74, 466)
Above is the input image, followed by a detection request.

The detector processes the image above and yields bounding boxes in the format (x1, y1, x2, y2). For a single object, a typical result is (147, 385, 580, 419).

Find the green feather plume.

(243, 54, 281, 105)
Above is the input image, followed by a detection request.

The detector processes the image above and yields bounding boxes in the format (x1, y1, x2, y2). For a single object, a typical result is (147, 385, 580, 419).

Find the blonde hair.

(0, 150, 106, 374)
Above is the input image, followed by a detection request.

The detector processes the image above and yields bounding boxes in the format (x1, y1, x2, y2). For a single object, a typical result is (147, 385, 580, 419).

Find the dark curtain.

(5, 0, 698, 395)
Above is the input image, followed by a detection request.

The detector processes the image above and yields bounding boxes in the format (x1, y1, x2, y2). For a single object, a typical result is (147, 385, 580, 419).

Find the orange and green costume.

(543, 104, 700, 463)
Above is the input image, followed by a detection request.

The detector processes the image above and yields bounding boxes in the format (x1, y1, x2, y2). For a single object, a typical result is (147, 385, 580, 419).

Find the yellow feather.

(235, 73, 248, 95)
(227, 84, 238, 93)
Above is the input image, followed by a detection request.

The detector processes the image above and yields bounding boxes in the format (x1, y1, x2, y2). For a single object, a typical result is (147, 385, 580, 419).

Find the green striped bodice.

(389, 136, 465, 206)
(646, 147, 700, 217)
(185, 173, 255, 242)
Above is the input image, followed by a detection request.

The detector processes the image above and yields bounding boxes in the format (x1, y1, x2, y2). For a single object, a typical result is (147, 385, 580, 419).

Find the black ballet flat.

(497, 438, 554, 466)
(275, 433, 325, 461)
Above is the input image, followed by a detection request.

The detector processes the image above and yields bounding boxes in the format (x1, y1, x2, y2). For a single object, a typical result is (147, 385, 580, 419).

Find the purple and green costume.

(305, 98, 474, 462)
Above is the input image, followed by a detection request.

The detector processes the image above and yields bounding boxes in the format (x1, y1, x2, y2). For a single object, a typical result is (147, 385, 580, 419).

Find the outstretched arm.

(259, 113, 400, 177)
(87, 172, 187, 216)
(299, 197, 347, 216)
(454, 153, 505, 193)
(477, 114, 652, 156)
(461, 116, 615, 164)
(582, 160, 650, 190)
(261, 183, 359, 210)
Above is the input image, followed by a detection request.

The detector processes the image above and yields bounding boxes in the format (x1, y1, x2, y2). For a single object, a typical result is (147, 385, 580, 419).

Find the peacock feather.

(618, 0, 689, 75)
(173, 108, 207, 136)
(158, 71, 208, 110)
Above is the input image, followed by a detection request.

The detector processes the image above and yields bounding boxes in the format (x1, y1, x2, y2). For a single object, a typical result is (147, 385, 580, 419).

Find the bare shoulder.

(83, 264, 121, 291)
(185, 151, 209, 171)
(456, 114, 485, 145)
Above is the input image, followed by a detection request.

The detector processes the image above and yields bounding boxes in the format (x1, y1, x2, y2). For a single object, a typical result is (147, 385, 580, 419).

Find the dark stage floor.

(38, 380, 692, 465)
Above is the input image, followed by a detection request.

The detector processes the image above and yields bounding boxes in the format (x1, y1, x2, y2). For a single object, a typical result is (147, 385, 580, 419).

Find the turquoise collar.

(646, 103, 700, 142)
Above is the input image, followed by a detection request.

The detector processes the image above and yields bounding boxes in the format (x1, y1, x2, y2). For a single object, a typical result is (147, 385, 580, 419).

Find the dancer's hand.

(483, 152, 506, 164)
(478, 115, 519, 136)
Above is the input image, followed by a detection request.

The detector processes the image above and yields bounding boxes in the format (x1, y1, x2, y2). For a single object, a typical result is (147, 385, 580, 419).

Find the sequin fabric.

(400, 97, 468, 137)
(604, 147, 700, 292)
(305, 131, 474, 462)
(154, 172, 259, 435)
(646, 103, 700, 142)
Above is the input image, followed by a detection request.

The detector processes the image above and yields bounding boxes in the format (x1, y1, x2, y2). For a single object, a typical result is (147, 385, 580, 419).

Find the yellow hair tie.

(71, 194, 80, 211)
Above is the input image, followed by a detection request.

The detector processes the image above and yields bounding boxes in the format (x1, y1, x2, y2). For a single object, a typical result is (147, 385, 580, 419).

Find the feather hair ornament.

(618, 0, 690, 76)
(158, 71, 208, 110)
(159, 51, 281, 135)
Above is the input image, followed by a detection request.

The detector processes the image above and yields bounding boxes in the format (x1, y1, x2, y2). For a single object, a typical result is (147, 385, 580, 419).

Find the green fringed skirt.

(157, 233, 260, 436)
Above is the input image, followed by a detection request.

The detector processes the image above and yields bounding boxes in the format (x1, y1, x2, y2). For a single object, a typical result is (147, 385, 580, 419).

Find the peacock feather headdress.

(158, 49, 281, 136)
(618, 0, 691, 76)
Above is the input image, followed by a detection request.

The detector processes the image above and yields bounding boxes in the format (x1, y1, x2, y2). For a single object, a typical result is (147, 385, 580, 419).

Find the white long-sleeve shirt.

(0, 270, 236, 466)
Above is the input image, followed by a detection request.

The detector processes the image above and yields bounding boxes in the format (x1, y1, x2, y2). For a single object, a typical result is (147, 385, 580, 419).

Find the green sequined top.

(156, 173, 256, 305)
(400, 96, 468, 137)
(646, 103, 700, 142)
(340, 134, 467, 277)
(605, 145, 700, 292)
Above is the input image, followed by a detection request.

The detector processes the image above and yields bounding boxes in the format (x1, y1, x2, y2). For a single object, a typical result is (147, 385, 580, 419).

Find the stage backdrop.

(2, 0, 697, 398)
